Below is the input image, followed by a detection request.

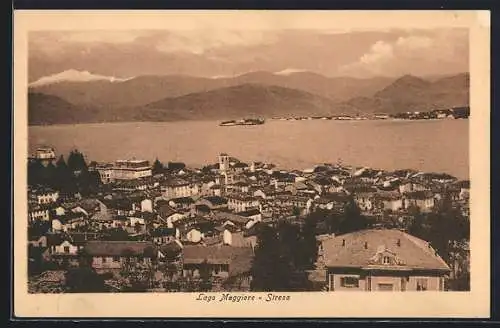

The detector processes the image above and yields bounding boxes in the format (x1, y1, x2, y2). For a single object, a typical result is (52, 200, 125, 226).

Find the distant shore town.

(270, 106, 470, 122)
(27, 147, 470, 293)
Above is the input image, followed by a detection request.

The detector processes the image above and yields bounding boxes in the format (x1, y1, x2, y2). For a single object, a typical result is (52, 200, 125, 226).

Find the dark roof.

(233, 162, 249, 168)
(151, 227, 176, 237)
(84, 241, 155, 257)
(157, 204, 178, 219)
(101, 198, 133, 210)
(202, 196, 228, 206)
(238, 209, 262, 217)
(322, 229, 450, 271)
(233, 181, 249, 187)
(159, 241, 183, 259)
(169, 197, 195, 205)
(195, 204, 211, 213)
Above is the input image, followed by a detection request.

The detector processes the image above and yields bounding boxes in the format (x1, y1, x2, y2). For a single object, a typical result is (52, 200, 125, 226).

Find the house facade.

(83, 241, 155, 275)
(319, 229, 450, 292)
(227, 194, 261, 213)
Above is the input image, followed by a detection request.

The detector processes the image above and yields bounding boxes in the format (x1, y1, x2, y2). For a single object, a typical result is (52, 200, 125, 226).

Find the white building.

(95, 160, 152, 183)
(112, 160, 152, 180)
(36, 189, 59, 205)
(227, 194, 261, 213)
(35, 147, 56, 160)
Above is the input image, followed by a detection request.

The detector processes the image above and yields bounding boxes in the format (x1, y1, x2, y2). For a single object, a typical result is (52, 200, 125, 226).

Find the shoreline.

(28, 117, 468, 128)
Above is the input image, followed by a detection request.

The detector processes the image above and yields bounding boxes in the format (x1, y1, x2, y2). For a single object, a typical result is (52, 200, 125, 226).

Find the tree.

(65, 266, 107, 293)
(28, 159, 45, 186)
(55, 155, 77, 196)
(152, 158, 164, 175)
(198, 259, 212, 292)
(299, 215, 318, 270)
(277, 220, 301, 268)
(28, 245, 45, 276)
(40, 162, 57, 188)
(251, 224, 294, 291)
(67, 149, 88, 175)
(337, 197, 369, 234)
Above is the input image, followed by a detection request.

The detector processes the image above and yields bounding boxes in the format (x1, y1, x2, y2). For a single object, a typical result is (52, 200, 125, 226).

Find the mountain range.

(28, 70, 469, 125)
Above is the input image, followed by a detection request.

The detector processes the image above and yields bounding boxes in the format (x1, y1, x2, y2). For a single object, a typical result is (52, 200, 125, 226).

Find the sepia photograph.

(13, 10, 490, 318)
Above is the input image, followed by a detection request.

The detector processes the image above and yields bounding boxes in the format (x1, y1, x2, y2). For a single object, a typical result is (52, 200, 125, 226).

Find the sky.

(28, 28, 469, 82)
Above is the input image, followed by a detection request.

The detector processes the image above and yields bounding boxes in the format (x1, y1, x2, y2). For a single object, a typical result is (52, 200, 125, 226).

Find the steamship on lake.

(219, 118, 265, 126)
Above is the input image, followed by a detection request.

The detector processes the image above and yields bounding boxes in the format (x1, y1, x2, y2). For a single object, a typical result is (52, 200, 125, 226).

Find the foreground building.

(319, 229, 451, 291)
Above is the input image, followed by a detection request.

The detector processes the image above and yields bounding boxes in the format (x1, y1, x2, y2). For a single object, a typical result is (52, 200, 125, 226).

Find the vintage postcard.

(13, 10, 490, 318)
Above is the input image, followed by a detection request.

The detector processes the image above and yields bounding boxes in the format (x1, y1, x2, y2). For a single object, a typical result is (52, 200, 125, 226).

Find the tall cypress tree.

(67, 149, 88, 175)
(40, 162, 57, 188)
(152, 158, 164, 175)
(55, 155, 77, 196)
(300, 215, 318, 270)
(28, 159, 45, 186)
(251, 224, 296, 291)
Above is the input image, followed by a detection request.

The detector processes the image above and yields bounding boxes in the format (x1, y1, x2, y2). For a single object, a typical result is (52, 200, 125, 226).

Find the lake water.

(28, 119, 469, 179)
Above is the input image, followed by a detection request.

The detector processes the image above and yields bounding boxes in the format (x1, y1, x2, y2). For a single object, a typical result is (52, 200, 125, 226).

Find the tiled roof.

(182, 245, 253, 276)
(202, 196, 228, 206)
(321, 229, 450, 271)
(84, 241, 155, 257)
(212, 211, 252, 225)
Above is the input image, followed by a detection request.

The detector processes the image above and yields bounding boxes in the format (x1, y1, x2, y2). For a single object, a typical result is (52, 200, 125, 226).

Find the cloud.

(28, 29, 468, 81)
(359, 40, 395, 64)
(154, 30, 277, 54)
(395, 35, 433, 49)
(338, 29, 467, 77)
(60, 31, 146, 44)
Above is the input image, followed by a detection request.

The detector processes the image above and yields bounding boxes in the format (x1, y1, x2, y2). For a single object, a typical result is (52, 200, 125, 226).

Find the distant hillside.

(29, 71, 394, 109)
(344, 73, 469, 114)
(28, 72, 469, 125)
(28, 92, 136, 125)
(28, 93, 87, 125)
(138, 83, 353, 121)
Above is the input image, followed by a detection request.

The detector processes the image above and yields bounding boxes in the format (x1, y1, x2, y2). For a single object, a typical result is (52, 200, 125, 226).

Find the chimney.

(364, 242, 368, 249)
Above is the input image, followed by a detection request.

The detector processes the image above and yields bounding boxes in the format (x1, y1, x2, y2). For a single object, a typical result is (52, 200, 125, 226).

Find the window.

(378, 283, 394, 291)
(416, 278, 428, 291)
(328, 274, 335, 291)
(102, 257, 107, 263)
(439, 277, 444, 291)
(63, 246, 70, 253)
(113, 256, 120, 262)
(382, 256, 391, 265)
(340, 276, 359, 288)
(401, 277, 407, 291)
